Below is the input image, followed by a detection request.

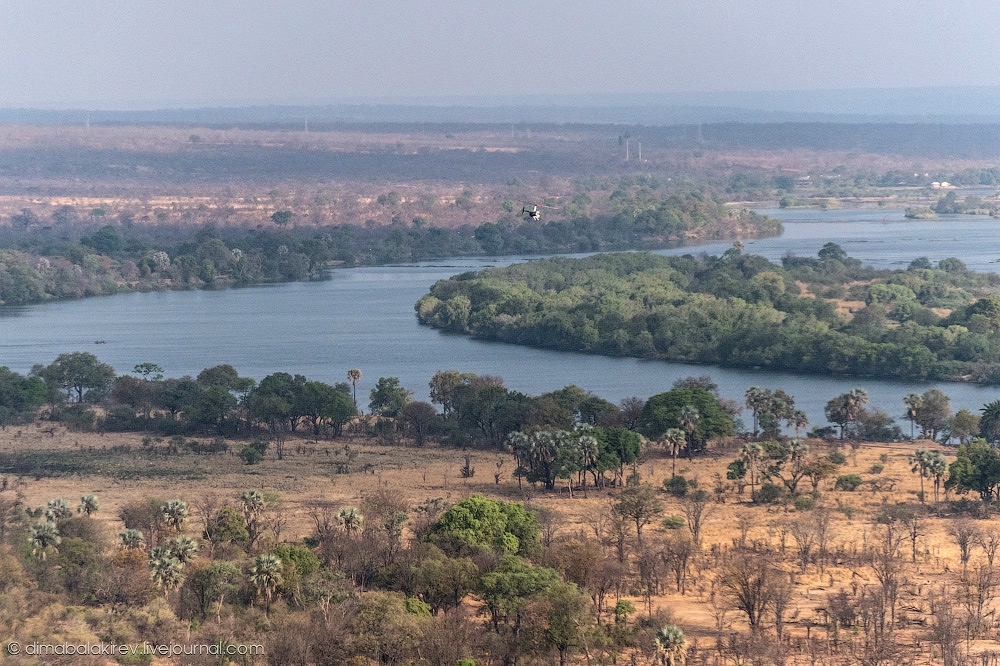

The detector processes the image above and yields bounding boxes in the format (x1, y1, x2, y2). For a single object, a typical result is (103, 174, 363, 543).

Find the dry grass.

(2, 422, 995, 664)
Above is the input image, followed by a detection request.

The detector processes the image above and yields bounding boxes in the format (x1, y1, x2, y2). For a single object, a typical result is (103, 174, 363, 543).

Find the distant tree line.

(4, 354, 1000, 457)
(0, 192, 779, 305)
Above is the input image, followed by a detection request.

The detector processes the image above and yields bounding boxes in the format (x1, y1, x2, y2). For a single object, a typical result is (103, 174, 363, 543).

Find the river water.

(2, 208, 999, 430)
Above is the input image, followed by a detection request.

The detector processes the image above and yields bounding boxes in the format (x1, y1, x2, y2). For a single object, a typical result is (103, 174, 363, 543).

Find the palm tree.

(167, 536, 200, 564)
(663, 428, 686, 477)
(250, 554, 284, 614)
(909, 449, 931, 503)
(654, 624, 687, 665)
(981, 400, 1000, 443)
(149, 552, 184, 596)
(45, 498, 72, 522)
(78, 494, 99, 517)
(338, 507, 364, 536)
(741, 442, 764, 498)
(161, 500, 189, 532)
(928, 450, 948, 503)
(744, 387, 767, 437)
(31, 521, 61, 560)
(120, 528, 145, 551)
(347, 368, 362, 409)
(904, 393, 923, 439)
(847, 388, 869, 421)
(678, 405, 700, 459)
(578, 434, 600, 492)
(790, 410, 809, 438)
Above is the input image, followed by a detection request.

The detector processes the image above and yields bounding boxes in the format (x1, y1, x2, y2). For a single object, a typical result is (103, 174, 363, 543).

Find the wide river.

(3, 207, 1000, 430)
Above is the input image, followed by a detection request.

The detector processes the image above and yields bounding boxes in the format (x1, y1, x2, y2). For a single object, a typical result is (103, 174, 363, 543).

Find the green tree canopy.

(946, 439, 1000, 503)
(40, 352, 115, 403)
(638, 387, 734, 451)
(426, 494, 540, 557)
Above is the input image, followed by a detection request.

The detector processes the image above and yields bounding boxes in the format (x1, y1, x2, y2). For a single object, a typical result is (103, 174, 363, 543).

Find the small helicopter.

(519, 203, 560, 222)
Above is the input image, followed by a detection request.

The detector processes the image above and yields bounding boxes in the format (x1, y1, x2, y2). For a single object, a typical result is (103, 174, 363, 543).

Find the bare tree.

(661, 532, 694, 595)
(814, 507, 833, 571)
(588, 557, 627, 624)
(718, 554, 777, 634)
(735, 510, 756, 551)
(636, 546, 663, 617)
(681, 489, 713, 550)
(963, 563, 998, 640)
(607, 508, 632, 564)
(771, 571, 794, 643)
(790, 516, 818, 572)
(928, 587, 964, 666)
(977, 526, 1000, 567)
(948, 519, 980, 572)
(855, 584, 897, 666)
(870, 521, 905, 627)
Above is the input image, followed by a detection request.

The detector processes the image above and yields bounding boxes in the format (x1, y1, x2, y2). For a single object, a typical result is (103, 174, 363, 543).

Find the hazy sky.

(2, 0, 999, 109)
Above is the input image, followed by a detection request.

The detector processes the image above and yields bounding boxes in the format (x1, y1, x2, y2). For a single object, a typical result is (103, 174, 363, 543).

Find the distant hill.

(7, 86, 1000, 126)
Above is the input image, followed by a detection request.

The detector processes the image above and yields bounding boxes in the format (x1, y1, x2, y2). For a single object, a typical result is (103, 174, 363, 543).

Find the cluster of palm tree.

(909, 448, 948, 503)
(30, 494, 102, 561)
(508, 428, 601, 493)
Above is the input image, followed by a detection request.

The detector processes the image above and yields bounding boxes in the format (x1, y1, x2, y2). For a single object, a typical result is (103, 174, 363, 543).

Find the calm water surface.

(2, 209, 1000, 428)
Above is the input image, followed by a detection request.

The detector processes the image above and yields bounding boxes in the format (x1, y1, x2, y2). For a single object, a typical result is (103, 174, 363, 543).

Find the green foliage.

(662, 515, 686, 529)
(754, 481, 787, 504)
(477, 555, 560, 627)
(834, 474, 863, 491)
(946, 439, 1000, 503)
(270, 210, 293, 225)
(41, 352, 116, 403)
(239, 439, 268, 465)
(426, 494, 540, 557)
(368, 377, 413, 418)
(273, 544, 320, 577)
(640, 388, 734, 451)
(794, 495, 816, 511)
(403, 596, 432, 616)
(663, 475, 690, 497)
(204, 505, 250, 549)
(0, 367, 46, 425)
(417, 249, 1000, 383)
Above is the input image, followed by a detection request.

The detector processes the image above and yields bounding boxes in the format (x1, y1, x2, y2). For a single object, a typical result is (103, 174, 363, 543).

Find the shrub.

(663, 475, 689, 498)
(754, 482, 787, 504)
(239, 439, 269, 465)
(834, 474, 863, 491)
(828, 451, 848, 465)
(794, 495, 816, 511)
(662, 515, 686, 530)
(868, 463, 884, 475)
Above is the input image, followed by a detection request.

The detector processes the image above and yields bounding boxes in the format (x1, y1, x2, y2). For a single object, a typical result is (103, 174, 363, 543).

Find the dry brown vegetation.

(6, 420, 1000, 665)
(1, 122, 998, 233)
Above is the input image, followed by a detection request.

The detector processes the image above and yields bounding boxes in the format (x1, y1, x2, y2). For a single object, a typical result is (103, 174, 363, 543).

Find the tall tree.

(41, 352, 115, 403)
(250, 554, 283, 614)
(909, 449, 932, 503)
(913, 389, 951, 441)
(611, 484, 663, 549)
(347, 368, 362, 409)
(981, 400, 1000, 443)
(825, 388, 868, 439)
(368, 377, 412, 417)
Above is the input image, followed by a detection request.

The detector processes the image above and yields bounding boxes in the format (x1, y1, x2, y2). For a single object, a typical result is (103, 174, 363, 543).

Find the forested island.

(416, 245, 1000, 383)
(0, 192, 778, 306)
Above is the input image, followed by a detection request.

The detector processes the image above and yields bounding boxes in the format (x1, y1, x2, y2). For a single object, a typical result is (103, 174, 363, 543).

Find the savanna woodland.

(6, 120, 1000, 666)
